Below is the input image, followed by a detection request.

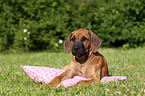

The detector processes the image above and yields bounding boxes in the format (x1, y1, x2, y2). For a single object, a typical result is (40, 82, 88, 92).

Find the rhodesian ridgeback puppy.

(42, 28, 108, 88)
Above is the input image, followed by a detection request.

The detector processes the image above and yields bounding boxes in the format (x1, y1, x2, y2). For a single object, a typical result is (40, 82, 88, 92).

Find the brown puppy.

(42, 28, 108, 88)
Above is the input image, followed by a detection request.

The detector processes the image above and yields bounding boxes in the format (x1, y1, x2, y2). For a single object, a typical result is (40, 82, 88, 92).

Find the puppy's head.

(64, 28, 102, 58)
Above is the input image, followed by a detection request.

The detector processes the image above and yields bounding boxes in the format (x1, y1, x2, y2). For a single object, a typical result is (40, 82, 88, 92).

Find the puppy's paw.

(40, 83, 54, 89)
(40, 84, 46, 89)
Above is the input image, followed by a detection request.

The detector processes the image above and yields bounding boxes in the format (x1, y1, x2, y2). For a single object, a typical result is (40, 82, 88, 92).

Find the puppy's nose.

(73, 42, 81, 50)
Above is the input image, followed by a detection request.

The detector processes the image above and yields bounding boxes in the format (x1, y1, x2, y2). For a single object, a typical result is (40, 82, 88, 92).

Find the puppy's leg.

(41, 69, 76, 88)
(75, 71, 101, 87)
(67, 79, 98, 88)
(101, 63, 108, 78)
(41, 70, 69, 88)
(77, 79, 97, 87)
(67, 69, 101, 88)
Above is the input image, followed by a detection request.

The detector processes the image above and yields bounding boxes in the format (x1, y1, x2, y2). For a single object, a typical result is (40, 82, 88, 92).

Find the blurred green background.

(0, 0, 145, 52)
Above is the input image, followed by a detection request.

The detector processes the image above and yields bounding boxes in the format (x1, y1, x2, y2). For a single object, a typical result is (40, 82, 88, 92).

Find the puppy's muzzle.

(72, 42, 86, 57)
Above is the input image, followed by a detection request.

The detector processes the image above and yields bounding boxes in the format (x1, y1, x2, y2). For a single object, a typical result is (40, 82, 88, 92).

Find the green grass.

(0, 48, 145, 95)
(0, 37, 3, 51)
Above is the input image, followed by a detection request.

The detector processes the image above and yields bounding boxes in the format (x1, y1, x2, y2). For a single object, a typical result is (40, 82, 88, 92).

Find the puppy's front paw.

(40, 84, 46, 89)
(40, 82, 54, 89)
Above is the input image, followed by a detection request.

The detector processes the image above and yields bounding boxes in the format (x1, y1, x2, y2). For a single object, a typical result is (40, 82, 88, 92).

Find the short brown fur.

(41, 28, 108, 88)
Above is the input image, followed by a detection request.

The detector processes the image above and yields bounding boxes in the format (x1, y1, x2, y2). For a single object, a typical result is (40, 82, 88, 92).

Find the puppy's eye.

(71, 36, 75, 42)
(82, 36, 88, 42)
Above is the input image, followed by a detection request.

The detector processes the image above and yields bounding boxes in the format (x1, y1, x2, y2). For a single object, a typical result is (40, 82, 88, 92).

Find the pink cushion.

(21, 66, 127, 87)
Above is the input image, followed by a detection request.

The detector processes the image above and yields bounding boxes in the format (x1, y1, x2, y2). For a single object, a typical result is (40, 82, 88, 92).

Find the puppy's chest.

(76, 64, 90, 78)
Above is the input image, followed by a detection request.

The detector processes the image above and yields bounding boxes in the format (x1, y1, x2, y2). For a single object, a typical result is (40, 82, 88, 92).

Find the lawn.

(0, 48, 144, 95)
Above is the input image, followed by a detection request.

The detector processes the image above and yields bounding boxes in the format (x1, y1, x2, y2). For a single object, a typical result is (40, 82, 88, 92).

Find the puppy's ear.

(89, 31, 102, 53)
(64, 33, 72, 54)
